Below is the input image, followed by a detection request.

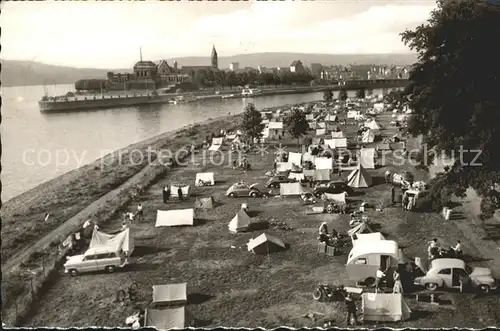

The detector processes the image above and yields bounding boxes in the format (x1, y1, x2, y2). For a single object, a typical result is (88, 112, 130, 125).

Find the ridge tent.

(331, 131, 344, 138)
(318, 122, 326, 129)
(362, 130, 375, 143)
(144, 307, 193, 330)
(152, 283, 187, 306)
(89, 227, 135, 256)
(247, 233, 286, 254)
(208, 144, 221, 151)
(314, 157, 333, 170)
(347, 164, 373, 188)
(364, 120, 381, 130)
(288, 172, 305, 181)
(326, 138, 347, 149)
(194, 197, 215, 209)
(316, 128, 326, 136)
(155, 209, 195, 227)
(208, 137, 224, 151)
(323, 192, 347, 204)
(228, 209, 251, 233)
(170, 185, 191, 198)
(359, 148, 376, 169)
(195, 172, 215, 186)
(280, 182, 307, 196)
(276, 162, 293, 172)
(362, 293, 411, 322)
(288, 152, 302, 166)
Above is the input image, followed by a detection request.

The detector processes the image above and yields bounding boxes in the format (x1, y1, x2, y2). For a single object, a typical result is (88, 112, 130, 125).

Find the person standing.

(136, 204, 143, 221)
(385, 170, 392, 183)
(375, 268, 386, 292)
(163, 186, 170, 203)
(178, 187, 183, 201)
(344, 293, 357, 326)
(428, 238, 439, 259)
(452, 240, 463, 257)
(393, 270, 403, 293)
(391, 185, 396, 205)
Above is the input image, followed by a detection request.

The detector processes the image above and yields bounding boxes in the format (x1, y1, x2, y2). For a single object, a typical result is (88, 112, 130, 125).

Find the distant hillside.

(0, 60, 130, 87)
(1, 53, 417, 87)
(168, 52, 418, 69)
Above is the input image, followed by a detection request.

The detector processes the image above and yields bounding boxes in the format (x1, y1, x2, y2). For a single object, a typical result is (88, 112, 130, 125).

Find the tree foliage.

(323, 90, 333, 101)
(338, 88, 348, 101)
(241, 103, 265, 143)
(401, 0, 500, 218)
(284, 109, 309, 144)
(355, 88, 366, 99)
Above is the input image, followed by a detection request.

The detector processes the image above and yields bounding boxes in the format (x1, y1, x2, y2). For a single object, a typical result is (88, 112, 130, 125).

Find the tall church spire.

(211, 45, 218, 69)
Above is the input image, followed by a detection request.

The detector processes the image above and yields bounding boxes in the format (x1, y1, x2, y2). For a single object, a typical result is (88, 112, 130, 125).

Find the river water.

(1, 84, 386, 201)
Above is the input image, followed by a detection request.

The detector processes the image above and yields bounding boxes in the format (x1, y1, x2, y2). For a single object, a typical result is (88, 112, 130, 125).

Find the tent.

(314, 157, 333, 170)
(309, 122, 318, 130)
(144, 307, 193, 330)
(323, 192, 347, 204)
(288, 152, 302, 166)
(359, 148, 376, 169)
(280, 182, 307, 196)
(228, 209, 251, 233)
(208, 144, 221, 151)
(89, 227, 135, 256)
(347, 221, 372, 238)
(331, 131, 344, 138)
(306, 114, 314, 121)
(316, 128, 326, 136)
(325, 114, 337, 122)
(247, 233, 286, 254)
(302, 153, 316, 163)
(170, 185, 191, 198)
(313, 169, 331, 181)
(365, 120, 381, 130)
(362, 293, 411, 322)
(276, 162, 292, 172)
(212, 137, 223, 145)
(288, 172, 305, 181)
(362, 130, 375, 143)
(194, 197, 215, 209)
(155, 209, 195, 227)
(195, 172, 215, 186)
(324, 138, 347, 149)
(318, 122, 326, 129)
(373, 103, 384, 111)
(347, 110, 360, 119)
(152, 283, 187, 306)
(347, 164, 373, 188)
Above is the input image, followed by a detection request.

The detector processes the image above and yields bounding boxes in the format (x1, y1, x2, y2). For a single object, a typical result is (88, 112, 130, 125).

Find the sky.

(1, 0, 437, 69)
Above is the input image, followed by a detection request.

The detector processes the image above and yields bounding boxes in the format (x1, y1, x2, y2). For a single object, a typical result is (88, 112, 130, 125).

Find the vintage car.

(64, 246, 127, 276)
(225, 182, 267, 198)
(414, 258, 497, 294)
(266, 175, 296, 188)
(313, 180, 353, 198)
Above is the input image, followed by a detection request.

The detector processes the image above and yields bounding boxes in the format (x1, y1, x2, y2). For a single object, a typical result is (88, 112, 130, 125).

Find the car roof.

(85, 246, 118, 255)
(430, 258, 465, 269)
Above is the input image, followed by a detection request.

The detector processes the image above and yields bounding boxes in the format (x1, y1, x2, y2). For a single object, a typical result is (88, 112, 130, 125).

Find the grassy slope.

(22, 109, 500, 327)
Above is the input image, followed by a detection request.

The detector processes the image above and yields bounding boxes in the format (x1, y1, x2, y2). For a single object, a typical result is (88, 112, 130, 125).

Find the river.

(1, 84, 387, 201)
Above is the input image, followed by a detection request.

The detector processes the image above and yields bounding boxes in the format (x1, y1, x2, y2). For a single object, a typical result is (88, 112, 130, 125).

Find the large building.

(179, 45, 219, 73)
(229, 62, 240, 71)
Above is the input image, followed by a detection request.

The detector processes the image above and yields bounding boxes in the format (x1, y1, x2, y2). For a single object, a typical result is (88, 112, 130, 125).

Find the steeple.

(211, 45, 218, 69)
(140, 47, 143, 62)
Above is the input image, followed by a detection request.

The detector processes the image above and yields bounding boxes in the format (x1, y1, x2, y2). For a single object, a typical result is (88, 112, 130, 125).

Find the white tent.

(365, 120, 381, 130)
(170, 185, 191, 198)
(373, 103, 384, 111)
(212, 137, 223, 145)
(280, 182, 307, 196)
(228, 209, 251, 233)
(247, 233, 286, 254)
(306, 114, 314, 121)
(362, 130, 375, 143)
(152, 283, 187, 306)
(347, 164, 373, 188)
(324, 138, 347, 149)
(359, 148, 376, 169)
(288, 152, 302, 166)
(331, 131, 344, 138)
(323, 192, 347, 204)
(302, 153, 316, 163)
(347, 110, 360, 119)
(312, 169, 331, 181)
(347, 221, 372, 238)
(325, 114, 337, 122)
(195, 172, 215, 186)
(309, 122, 318, 130)
(208, 144, 221, 151)
(316, 128, 326, 136)
(318, 122, 326, 129)
(276, 162, 292, 172)
(155, 209, 195, 227)
(288, 172, 305, 181)
(144, 307, 192, 330)
(314, 157, 333, 170)
(89, 227, 135, 256)
(194, 197, 215, 209)
(362, 293, 412, 322)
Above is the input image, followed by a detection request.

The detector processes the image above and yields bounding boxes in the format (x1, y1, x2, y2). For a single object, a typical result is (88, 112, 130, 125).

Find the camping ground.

(23, 105, 500, 328)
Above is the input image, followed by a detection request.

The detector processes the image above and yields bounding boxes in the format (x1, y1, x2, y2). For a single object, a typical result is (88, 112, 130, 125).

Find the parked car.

(266, 175, 296, 188)
(413, 258, 497, 294)
(64, 246, 127, 276)
(313, 180, 353, 198)
(225, 182, 267, 198)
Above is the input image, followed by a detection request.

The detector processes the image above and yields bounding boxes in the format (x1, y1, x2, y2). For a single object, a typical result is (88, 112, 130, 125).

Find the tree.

(338, 88, 348, 101)
(225, 71, 238, 89)
(194, 69, 207, 87)
(401, 0, 500, 218)
(241, 103, 265, 144)
(323, 90, 333, 102)
(284, 108, 309, 145)
(355, 88, 366, 99)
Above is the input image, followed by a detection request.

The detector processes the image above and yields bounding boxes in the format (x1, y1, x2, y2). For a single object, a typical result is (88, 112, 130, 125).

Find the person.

(391, 185, 396, 205)
(344, 293, 357, 325)
(318, 222, 329, 243)
(385, 170, 392, 183)
(452, 240, 463, 257)
(136, 204, 143, 221)
(178, 187, 183, 200)
(428, 238, 439, 259)
(407, 195, 414, 211)
(128, 212, 135, 222)
(402, 194, 409, 210)
(393, 270, 403, 293)
(163, 186, 170, 203)
(375, 268, 386, 291)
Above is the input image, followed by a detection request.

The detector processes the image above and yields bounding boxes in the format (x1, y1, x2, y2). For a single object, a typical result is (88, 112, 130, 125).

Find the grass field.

(22, 107, 500, 328)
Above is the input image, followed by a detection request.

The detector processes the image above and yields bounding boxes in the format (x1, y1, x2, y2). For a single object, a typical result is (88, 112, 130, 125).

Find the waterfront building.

(230, 62, 240, 71)
(310, 63, 323, 78)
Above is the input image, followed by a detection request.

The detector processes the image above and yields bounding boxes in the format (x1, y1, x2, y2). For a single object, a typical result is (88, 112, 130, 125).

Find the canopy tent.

(195, 172, 215, 186)
(316, 128, 326, 136)
(170, 185, 191, 198)
(362, 130, 375, 143)
(362, 293, 411, 322)
(228, 209, 251, 233)
(194, 197, 215, 209)
(288, 152, 302, 166)
(144, 307, 193, 330)
(314, 157, 333, 170)
(347, 164, 373, 188)
(152, 283, 187, 306)
(331, 131, 344, 138)
(276, 162, 292, 172)
(280, 182, 307, 196)
(323, 192, 347, 204)
(89, 227, 135, 256)
(288, 172, 305, 181)
(359, 148, 376, 169)
(364, 120, 381, 130)
(247, 233, 286, 254)
(155, 209, 195, 227)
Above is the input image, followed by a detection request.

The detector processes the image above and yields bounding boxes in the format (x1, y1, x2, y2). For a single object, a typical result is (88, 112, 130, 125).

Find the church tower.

(211, 45, 218, 69)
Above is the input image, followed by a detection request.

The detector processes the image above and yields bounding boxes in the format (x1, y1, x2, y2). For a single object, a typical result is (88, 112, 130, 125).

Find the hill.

(0, 60, 130, 87)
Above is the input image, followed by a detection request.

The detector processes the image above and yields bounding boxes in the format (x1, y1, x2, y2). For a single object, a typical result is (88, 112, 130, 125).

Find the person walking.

(163, 186, 170, 203)
(178, 187, 183, 201)
(344, 293, 357, 326)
